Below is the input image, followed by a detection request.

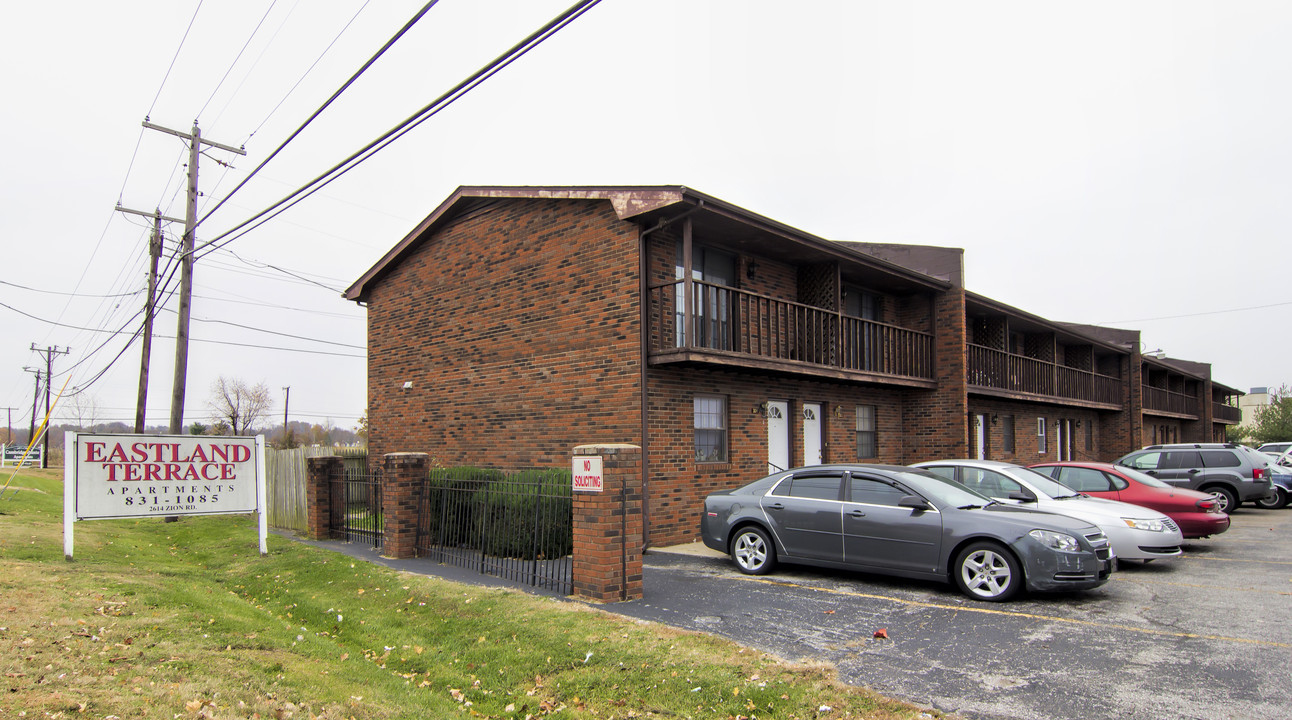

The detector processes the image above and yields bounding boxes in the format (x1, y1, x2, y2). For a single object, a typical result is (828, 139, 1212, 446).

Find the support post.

(382, 452, 427, 560)
(571, 443, 643, 602)
(306, 455, 343, 541)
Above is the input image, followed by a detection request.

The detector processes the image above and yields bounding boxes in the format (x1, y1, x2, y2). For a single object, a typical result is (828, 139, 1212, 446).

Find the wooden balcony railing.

(968, 344, 1122, 406)
(647, 280, 934, 381)
(1142, 386, 1199, 417)
(1212, 403, 1242, 423)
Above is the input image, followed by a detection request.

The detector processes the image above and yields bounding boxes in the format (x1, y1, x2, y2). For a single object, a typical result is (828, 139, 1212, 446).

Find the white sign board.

(64, 433, 267, 558)
(572, 455, 603, 493)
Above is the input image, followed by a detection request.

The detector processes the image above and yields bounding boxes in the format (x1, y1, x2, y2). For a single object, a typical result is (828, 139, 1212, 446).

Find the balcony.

(1142, 386, 1199, 418)
(647, 279, 935, 386)
(1213, 403, 1242, 424)
(968, 344, 1122, 408)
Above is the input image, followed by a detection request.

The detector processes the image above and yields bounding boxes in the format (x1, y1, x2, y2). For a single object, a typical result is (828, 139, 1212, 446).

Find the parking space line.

(737, 576, 1291, 648)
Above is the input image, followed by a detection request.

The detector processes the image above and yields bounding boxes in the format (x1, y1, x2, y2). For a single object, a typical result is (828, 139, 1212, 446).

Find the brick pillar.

(381, 452, 427, 560)
(571, 444, 643, 603)
(306, 456, 342, 541)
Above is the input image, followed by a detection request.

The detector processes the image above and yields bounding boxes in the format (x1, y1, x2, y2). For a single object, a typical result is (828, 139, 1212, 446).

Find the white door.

(974, 414, 987, 460)
(802, 403, 823, 466)
(767, 400, 790, 474)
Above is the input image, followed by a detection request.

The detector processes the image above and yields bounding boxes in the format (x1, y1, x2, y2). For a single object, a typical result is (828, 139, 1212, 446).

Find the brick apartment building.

(344, 186, 1242, 548)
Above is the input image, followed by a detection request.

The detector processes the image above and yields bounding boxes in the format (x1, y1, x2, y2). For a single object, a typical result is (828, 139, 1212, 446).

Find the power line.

(195, 0, 603, 260)
(1104, 299, 1292, 324)
(157, 305, 365, 349)
(244, 0, 373, 142)
(198, 0, 280, 120)
(194, 0, 442, 233)
(0, 280, 145, 299)
(148, 0, 206, 117)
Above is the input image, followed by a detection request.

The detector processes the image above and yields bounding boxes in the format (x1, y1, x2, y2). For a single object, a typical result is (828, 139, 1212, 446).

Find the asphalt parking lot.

(616, 506, 1291, 720)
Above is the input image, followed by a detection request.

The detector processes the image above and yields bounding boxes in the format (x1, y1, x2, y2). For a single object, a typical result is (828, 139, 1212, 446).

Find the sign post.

(64, 432, 267, 560)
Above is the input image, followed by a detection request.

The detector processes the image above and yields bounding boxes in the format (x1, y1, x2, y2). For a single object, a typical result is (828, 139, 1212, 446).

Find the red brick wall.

(365, 198, 643, 467)
(644, 365, 916, 546)
(899, 288, 969, 463)
(964, 401, 1106, 464)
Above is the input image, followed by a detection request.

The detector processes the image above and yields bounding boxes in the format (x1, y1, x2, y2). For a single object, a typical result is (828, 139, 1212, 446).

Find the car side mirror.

(1008, 490, 1037, 503)
(898, 495, 930, 511)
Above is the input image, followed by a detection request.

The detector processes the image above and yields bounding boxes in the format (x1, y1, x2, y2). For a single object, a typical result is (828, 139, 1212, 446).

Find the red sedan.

(1030, 461, 1230, 539)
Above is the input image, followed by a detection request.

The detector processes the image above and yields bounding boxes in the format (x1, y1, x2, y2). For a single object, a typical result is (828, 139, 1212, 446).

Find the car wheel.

(1203, 485, 1239, 513)
(1255, 487, 1288, 510)
(730, 526, 776, 575)
(953, 542, 1021, 602)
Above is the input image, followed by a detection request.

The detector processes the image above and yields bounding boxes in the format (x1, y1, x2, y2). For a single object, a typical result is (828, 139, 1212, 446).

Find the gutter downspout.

(637, 201, 704, 552)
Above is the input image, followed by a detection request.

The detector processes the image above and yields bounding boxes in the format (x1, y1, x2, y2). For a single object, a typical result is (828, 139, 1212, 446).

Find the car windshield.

(1008, 466, 1083, 499)
(895, 469, 996, 507)
(1116, 466, 1172, 489)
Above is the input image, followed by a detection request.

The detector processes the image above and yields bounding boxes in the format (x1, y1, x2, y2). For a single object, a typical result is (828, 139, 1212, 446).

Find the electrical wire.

(208, 0, 305, 132)
(0, 280, 144, 299)
(196, 0, 602, 261)
(157, 305, 364, 349)
(148, 0, 205, 118)
(243, 0, 371, 143)
(1104, 300, 1292, 325)
(197, 0, 280, 120)
(195, 0, 441, 232)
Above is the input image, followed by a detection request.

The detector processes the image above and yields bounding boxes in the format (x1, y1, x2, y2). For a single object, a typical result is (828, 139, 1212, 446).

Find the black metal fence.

(330, 466, 383, 549)
(415, 467, 573, 595)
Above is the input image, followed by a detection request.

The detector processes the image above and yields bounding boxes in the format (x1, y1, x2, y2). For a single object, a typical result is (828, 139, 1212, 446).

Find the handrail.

(967, 343, 1122, 406)
(647, 279, 934, 380)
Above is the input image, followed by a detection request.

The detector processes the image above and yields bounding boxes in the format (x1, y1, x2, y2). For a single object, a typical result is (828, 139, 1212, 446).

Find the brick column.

(382, 452, 427, 560)
(572, 444, 643, 603)
(306, 456, 343, 541)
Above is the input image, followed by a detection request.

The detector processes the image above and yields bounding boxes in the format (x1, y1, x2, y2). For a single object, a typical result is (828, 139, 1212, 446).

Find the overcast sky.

(3, 1, 1289, 438)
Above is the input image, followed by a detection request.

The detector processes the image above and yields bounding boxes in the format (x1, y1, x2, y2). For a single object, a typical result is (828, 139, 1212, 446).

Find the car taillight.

(1253, 467, 1265, 480)
(1196, 498, 1218, 512)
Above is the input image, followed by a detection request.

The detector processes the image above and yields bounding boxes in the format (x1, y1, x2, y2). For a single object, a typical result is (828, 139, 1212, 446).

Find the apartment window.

(1038, 418, 1048, 454)
(856, 405, 877, 459)
(676, 243, 736, 350)
(1085, 421, 1093, 452)
(843, 285, 880, 320)
(694, 395, 728, 463)
(843, 285, 881, 370)
(1002, 415, 1015, 453)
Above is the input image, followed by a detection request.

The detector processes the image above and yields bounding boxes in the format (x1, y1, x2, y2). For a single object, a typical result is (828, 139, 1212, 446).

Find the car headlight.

(1122, 517, 1166, 532)
(1029, 529, 1081, 552)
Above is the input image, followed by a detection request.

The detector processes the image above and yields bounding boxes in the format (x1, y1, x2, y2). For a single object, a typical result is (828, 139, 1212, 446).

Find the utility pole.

(116, 205, 183, 433)
(282, 386, 291, 448)
(141, 120, 245, 435)
(30, 344, 69, 468)
(24, 366, 41, 446)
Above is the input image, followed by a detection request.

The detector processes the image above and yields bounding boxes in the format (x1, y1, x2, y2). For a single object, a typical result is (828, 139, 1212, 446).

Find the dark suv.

(1114, 444, 1273, 512)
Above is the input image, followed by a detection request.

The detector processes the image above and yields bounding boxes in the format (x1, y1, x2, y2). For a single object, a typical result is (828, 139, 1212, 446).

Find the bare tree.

(207, 377, 274, 436)
(68, 390, 99, 432)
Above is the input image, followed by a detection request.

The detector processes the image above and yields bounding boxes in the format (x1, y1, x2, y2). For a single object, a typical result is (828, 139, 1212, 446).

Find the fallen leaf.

(873, 628, 888, 639)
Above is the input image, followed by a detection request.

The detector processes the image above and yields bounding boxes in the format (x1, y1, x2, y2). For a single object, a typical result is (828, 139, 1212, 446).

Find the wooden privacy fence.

(266, 446, 367, 532)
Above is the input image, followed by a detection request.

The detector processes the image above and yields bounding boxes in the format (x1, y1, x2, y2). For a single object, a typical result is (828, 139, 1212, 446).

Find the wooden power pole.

(116, 205, 183, 433)
(30, 344, 69, 468)
(140, 120, 245, 435)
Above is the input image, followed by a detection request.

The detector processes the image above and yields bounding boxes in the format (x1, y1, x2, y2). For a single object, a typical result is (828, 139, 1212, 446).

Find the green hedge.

(421, 467, 572, 560)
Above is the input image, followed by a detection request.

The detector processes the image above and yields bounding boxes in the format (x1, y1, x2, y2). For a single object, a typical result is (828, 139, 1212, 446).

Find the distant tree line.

(3, 376, 364, 450)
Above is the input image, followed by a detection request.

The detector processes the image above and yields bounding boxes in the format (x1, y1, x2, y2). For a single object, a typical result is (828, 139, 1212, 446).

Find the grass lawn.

(0, 467, 938, 720)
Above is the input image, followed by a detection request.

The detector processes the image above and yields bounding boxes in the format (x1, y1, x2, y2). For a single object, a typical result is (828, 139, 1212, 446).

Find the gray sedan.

(700, 464, 1113, 601)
